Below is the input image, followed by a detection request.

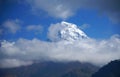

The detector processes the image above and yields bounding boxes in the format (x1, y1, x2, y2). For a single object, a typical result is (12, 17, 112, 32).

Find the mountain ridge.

(92, 60, 120, 77)
(0, 61, 99, 77)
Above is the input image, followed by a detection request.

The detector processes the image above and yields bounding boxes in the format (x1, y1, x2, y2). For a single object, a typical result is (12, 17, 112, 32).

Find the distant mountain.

(0, 61, 98, 77)
(92, 60, 120, 77)
(48, 21, 88, 42)
(58, 21, 88, 41)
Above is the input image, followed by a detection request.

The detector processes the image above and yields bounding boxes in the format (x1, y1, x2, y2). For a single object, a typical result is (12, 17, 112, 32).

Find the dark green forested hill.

(0, 61, 99, 77)
(92, 60, 120, 77)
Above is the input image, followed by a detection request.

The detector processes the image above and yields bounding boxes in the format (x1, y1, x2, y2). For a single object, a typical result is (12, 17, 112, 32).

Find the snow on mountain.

(48, 21, 88, 42)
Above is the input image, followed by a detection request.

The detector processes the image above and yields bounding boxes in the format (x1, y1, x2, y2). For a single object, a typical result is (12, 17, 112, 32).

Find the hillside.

(0, 61, 98, 77)
(92, 60, 120, 77)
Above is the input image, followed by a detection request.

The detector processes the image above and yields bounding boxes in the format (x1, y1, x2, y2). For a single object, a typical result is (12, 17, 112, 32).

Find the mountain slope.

(92, 60, 120, 77)
(0, 61, 99, 77)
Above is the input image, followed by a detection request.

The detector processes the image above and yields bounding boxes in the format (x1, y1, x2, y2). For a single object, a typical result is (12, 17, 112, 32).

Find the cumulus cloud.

(26, 0, 76, 19)
(26, 0, 120, 22)
(2, 19, 21, 34)
(26, 25, 43, 35)
(0, 35, 120, 68)
(0, 21, 120, 68)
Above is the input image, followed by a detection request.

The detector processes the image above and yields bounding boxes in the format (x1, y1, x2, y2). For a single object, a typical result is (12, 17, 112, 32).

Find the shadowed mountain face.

(92, 60, 120, 77)
(0, 61, 98, 77)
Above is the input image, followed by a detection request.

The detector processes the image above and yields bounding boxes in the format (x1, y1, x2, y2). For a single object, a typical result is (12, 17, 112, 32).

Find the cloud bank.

(0, 21, 120, 68)
(26, 0, 120, 22)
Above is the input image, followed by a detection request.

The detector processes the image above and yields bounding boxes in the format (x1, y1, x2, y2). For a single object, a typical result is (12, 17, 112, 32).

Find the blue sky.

(0, 0, 120, 41)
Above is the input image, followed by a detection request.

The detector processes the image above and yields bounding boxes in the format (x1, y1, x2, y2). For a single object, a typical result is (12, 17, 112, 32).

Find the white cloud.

(1, 37, 120, 67)
(26, 25, 43, 35)
(80, 24, 90, 30)
(0, 35, 120, 68)
(0, 21, 120, 68)
(0, 59, 33, 68)
(26, 0, 120, 22)
(27, 25, 42, 31)
(2, 19, 21, 34)
(26, 0, 79, 19)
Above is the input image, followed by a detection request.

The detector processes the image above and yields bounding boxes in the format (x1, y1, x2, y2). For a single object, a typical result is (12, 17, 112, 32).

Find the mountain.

(59, 21, 88, 41)
(48, 21, 88, 42)
(0, 61, 99, 77)
(92, 60, 120, 77)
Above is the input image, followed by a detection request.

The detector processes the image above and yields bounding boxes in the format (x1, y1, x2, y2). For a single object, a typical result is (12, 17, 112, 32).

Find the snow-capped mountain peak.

(48, 21, 88, 42)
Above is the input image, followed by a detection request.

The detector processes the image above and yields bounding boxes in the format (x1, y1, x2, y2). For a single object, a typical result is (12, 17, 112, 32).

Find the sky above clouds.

(0, 0, 120, 68)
